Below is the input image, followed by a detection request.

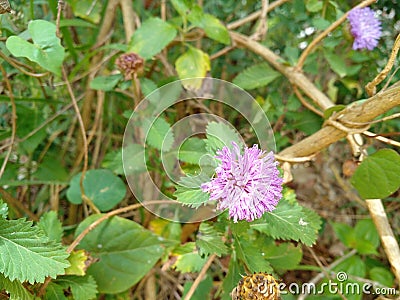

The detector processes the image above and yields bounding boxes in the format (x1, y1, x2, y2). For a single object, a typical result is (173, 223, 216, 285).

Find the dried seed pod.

(0, 0, 12, 14)
(231, 273, 280, 300)
(115, 52, 144, 80)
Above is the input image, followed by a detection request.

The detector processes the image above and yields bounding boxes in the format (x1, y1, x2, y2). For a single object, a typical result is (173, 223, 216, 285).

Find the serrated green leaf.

(350, 149, 400, 199)
(251, 198, 322, 246)
(129, 17, 177, 59)
(174, 185, 210, 208)
(6, 20, 65, 76)
(37, 211, 63, 242)
(146, 117, 174, 151)
(66, 169, 126, 212)
(55, 275, 97, 300)
(0, 273, 35, 300)
(196, 223, 228, 257)
(173, 252, 207, 273)
(205, 121, 243, 153)
(233, 63, 280, 90)
(175, 46, 210, 89)
(179, 137, 208, 164)
(75, 215, 164, 294)
(234, 237, 272, 273)
(65, 250, 88, 276)
(90, 74, 122, 91)
(0, 218, 70, 284)
(0, 199, 8, 219)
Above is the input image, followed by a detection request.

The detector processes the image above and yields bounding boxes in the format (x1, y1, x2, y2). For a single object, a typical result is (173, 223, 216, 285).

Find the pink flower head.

(201, 142, 283, 222)
(347, 7, 382, 51)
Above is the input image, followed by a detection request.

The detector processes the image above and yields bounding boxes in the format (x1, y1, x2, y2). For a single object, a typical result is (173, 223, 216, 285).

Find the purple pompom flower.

(201, 142, 283, 223)
(347, 7, 382, 51)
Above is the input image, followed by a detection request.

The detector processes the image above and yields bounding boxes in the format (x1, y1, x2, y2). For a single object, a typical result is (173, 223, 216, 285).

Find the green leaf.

(179, 137, 208, 164)
(350, 149, 400, 199)
(69, 0, 102, 23)
(90, 74, 122, 91)
(66, 169, 126, 212)
(0, 218, 70, 284)
(324, 51, 347, 78)
(369, 267, 394, 287)
(101, 149, 124, 175)
(37, 211, 63, 242)
(34, 155, 69, 182)
(251, 198, 322, 246)
(233, 63, 280, 90)
(306, 0, 323, 12)
(65, 250, 88, 276)
(182, 275, 213, 300)
(139, 77, 158, 97)
(220, 254, 246, 300)
(173, 252, 207, 273)
(196, 223, 228, 257)
(75, 215, 164, 294)
(171, 0, 194, 17)
(188, 6, 230, 44)
(0, 273, 35, 300)
(123, 143, 148, 175)
(205, 121, 243, 153)
(331, 222, 355, 247)
(234, 237, 272, 273)
(0, 199, 8, 219)
(6, 20, 65, 76)
(44, 283, 68, 300)
(264, 242, 303, 271)
(55, 275, 97, 300)
(129, 17, 177, 59)
(174, 185, 210, 208)
(323, 104, 346, 119)
(146, 117, 174, 151)
(175, 46, 210, 89)
(354, 219, 380, 252)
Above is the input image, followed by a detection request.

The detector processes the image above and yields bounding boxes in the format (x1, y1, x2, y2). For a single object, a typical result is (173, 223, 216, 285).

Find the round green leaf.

(6, 20, 65, 76)
(350, 149, 400, 199)
(66, 169, 126, 212)
(75, 215, 164, 294)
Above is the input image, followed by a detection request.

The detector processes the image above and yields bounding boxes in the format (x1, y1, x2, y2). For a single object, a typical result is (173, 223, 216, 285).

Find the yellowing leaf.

(65, 250, 88, 276)
(175, 46, 210, 89)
